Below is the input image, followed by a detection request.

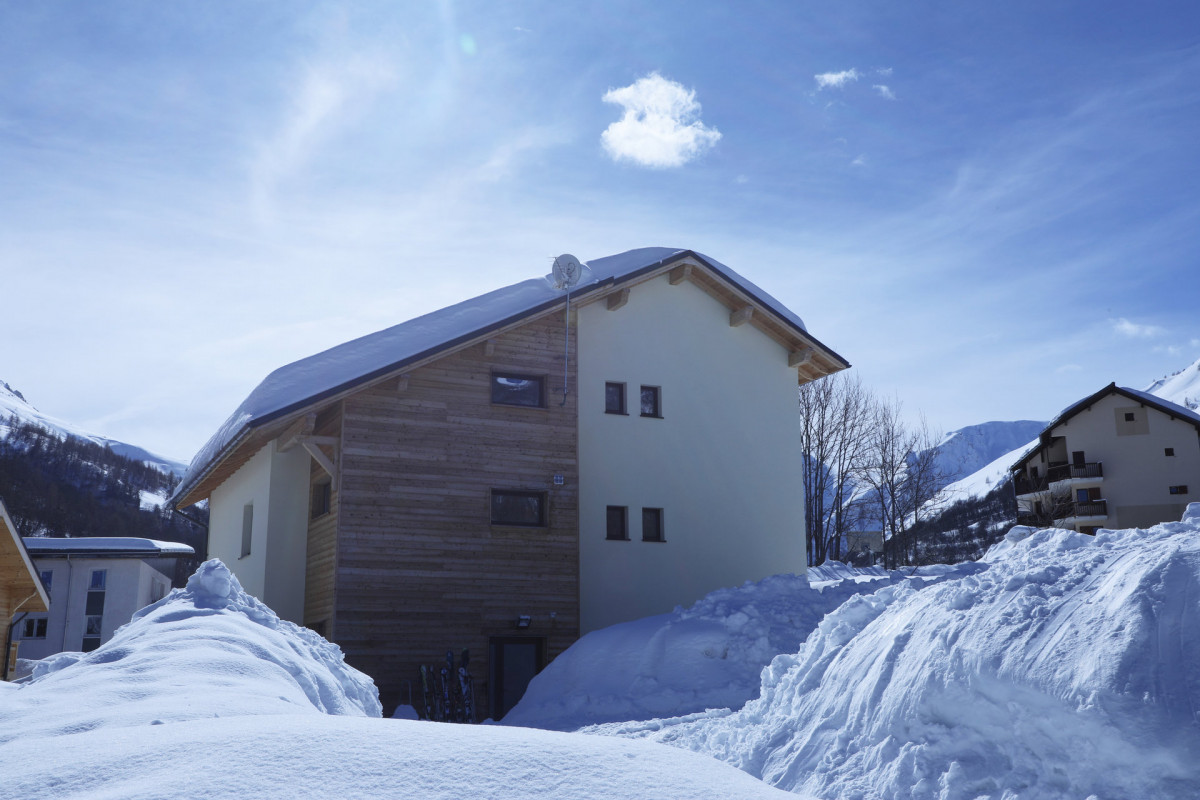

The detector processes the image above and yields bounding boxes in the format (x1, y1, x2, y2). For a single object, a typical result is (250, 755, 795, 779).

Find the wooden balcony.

(1013, 475, 1048, 496)
(1047, 462, 1104, 483)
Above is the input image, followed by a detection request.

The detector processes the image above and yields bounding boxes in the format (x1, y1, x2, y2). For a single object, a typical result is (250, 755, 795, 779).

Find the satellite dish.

(551, 254, 583, 290)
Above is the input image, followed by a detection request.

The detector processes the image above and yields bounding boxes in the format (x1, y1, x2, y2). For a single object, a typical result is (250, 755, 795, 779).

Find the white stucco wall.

(209, 442, 310, 622)
(576, 271, 807, 633)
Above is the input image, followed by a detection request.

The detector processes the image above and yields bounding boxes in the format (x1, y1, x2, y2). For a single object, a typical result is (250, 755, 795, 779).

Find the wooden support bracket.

(606, 288, 630, 311)
(668, 264, 692, 285)
(396, 373, 410, 392)
(788, 347, 814, 368)
(730, 305, 754, 327)
(484, 339, 497, 357)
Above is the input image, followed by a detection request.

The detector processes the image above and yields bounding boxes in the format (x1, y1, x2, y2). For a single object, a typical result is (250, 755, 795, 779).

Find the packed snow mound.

(604, 512, 1200, 799)
(504, 566, 979, 731)
(0, 559, 380, 744)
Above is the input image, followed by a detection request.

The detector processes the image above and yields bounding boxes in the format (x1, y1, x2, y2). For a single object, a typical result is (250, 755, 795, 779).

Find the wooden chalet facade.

(2, 499, 50, 680)
(171, 248, 848, 718)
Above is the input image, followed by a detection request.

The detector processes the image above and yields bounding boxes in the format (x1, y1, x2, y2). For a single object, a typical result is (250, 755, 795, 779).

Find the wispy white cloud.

(851, 154, 867, 167)
(814, 69, 860, 90)
(873, 84, 896, 100)
(876, 67, 894, 77)
(1056, 363, 1084, 373)
(250, 55, 396, 219)
(1112, 317, 1166, 338)
(601, 73, 721, 168)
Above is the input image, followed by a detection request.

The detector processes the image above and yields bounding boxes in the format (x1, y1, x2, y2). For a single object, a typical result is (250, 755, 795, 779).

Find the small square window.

(491, 490, 547, 527)
(311, 480, 332, 519)
(642, 507, 665, 542)
(605, 382, 627, 415)
(1169, 485, 1189, 495)
(640, 386, 662, 418)
(606, 506, 628, 540)
(85, 615, 103, 636)
(1124, 412, 1136, 422)
(22, 618, 47, 639)
(1165, 448, 1175, 457)
(491, 373, 545, 408)
(89, 570, 107, 591)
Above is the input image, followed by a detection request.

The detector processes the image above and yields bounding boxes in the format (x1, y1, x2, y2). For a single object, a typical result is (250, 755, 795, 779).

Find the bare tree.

(856, 400, 949, 568)
(799, 373, 873, 566)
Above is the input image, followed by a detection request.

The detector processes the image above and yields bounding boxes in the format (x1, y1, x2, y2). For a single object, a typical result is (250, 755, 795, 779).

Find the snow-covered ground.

(7, 513, 1200, 799)
(571, 510, 1200, 800)
(0, 560, 796, 800)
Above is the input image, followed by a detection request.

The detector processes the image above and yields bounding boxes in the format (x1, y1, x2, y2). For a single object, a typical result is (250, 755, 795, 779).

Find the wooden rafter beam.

(668, 264, 693, 285)
(788, 347, 814, 368)
(730, 305, 754, 327)
(606, 288, 630, 311)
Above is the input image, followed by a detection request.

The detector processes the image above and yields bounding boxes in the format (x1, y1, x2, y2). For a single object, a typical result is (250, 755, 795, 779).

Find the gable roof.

(1011, 382, 1200, 470)
(171, 247, 849, 508)
(1, 498, 50, 614)
(22, 537, 195, 559)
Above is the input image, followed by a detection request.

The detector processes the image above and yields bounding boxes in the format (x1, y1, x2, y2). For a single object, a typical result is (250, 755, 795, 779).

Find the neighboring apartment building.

(1011, 384, 1200, 533)
(1, 498, 49, 680)
(11, 537, 193, 674)
(170, 247, 849, 718)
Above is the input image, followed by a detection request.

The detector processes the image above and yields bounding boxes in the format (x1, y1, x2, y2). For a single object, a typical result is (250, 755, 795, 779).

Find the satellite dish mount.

(551, 254, 583, 406)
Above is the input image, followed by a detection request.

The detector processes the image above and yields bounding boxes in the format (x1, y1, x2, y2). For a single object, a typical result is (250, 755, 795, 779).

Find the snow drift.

(505, 564, 976, 731)
(599, 507, 1200, 799)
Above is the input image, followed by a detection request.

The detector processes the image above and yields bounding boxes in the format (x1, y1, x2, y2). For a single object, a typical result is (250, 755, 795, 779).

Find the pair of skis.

(420, 648, 475, 723)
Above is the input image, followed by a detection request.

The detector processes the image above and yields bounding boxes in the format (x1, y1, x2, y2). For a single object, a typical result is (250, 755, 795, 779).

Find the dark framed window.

(491, 490, 547, 527)
(311, 480, 332, 519)
(606, 506, 628, 540)
(241, 504, 253, 558)
(640, 385, 662, 418)
(89, 569, 107, 590)
(1166, 448, 1175, 457)
(22, 618, 47, 639)
(39, 569, 52, 594)
(1124, 412, 1136, 422)
(605, 382, 627, 415)
(642, 507, 665, 542)
(491, 372, 545, 408)
(1169, 485, 1189, 495)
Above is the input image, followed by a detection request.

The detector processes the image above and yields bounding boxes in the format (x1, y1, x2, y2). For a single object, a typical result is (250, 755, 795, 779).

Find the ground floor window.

(22, 617, 47, 639)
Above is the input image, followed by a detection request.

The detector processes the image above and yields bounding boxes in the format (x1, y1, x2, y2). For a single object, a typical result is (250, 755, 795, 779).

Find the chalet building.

(170, 247, 849, 718)
(10, 537, 193, 677)
(2, 499, 49, 680)
(1011, 384, 1200, 534)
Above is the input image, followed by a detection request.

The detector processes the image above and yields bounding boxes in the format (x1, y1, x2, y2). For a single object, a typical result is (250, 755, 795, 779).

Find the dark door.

(489, 636, 544, 721)
(1072, 451, 1086, 467)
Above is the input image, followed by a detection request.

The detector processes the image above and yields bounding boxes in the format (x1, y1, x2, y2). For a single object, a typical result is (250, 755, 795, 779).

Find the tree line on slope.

(0, 416, 207, 582)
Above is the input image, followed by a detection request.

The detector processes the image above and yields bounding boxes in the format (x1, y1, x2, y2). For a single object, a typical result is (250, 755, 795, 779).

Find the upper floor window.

(241, 504, 254, 558)
(39, 569, 53, 595)
(606, 506, 628, 540)
(89, 569, 107, 591)
(640, 386, 662, 418)
(1169, 485, 1189, 495)
(642, 507, 665, 542)
(1165, 448, 1175, 457)
(491, 490, 547, 527)
(491, 372, 545, 408)
(605, 382, 627, 415)
(311, 480, 332, 519)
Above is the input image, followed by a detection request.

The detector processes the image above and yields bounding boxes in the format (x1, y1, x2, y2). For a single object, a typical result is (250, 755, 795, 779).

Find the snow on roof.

(173, 248, 840, 504)
(22, 536, 194, 557)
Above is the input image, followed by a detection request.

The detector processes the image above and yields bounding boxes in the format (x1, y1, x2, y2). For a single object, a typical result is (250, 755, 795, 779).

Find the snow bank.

(505, 566, 976, 731)
(0, 559, 801, 799)
(1, 559, 380, 744)
(604, 514, 1200, 799)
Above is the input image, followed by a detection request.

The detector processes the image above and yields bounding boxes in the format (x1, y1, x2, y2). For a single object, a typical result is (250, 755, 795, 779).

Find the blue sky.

(2, 1, 1198, 462)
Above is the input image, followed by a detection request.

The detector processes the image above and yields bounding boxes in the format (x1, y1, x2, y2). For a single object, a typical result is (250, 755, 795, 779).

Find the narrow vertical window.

(606, 506, 628, 540)
(82, 569, 106, 652)
(241, 503, 254, 558)
(311, 480, 332, 518)
(640, 385, 662, 418)
(642, 508, 665, 542)
(605, 382, 627, 415)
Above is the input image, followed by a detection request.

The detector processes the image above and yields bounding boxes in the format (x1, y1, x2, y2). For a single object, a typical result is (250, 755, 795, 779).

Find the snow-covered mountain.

(930, 419, 1046, 488)
(0, 379, 186, 476)
(1144, 354, 1200, 411)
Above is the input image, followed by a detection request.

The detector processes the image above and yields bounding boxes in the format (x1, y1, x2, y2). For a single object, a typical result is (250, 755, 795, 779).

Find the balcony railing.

(1065, 499, 1107, 519)
(1013, 475, 1048, 496)
(1047, 462, 1104, 483)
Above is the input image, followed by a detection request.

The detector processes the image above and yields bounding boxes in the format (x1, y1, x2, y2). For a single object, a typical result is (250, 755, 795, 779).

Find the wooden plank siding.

(330, 311, 580, 716)
(303, 403, 342, 637)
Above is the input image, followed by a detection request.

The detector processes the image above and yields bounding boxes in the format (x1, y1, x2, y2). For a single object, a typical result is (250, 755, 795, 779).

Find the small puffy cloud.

(851, 154, 867, 167)
(601, 73, 721, 168)
(1112, 317, 1166, 338)
(814, 69, 860, 90)
(873, 84, 896, 100)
